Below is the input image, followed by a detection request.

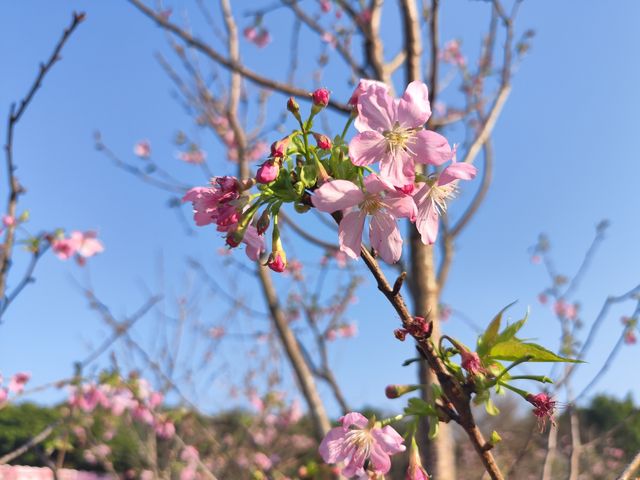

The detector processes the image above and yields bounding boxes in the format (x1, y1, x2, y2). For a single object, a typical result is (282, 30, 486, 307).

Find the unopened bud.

(313, 133, 332, 150)
(226, 231, 243, 248)
(256, 160, 279, 184)
(268, 251, 287, 273)
(257, 209, 270, 235)
(385, 384, 419, 399)
(287, 97, 301, 121)
(394, 328, 407, 341)
(270, 137, 290, 158)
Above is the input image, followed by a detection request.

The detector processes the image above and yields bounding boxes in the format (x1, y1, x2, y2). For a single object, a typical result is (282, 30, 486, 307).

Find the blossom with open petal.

(414, 155, 477, 244)
(350, 81, 452, 186)
(312, 174, 417, 264)
(319, 412, 405, 478)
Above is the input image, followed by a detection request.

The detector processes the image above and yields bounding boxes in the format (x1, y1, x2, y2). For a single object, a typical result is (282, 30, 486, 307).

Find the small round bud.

(256, 160, 279, 184)
(311, 88, 330, 108)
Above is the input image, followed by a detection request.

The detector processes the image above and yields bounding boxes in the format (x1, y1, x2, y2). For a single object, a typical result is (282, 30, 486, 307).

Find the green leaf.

(489, 340, 582, 363)
(428, 418, 439, 439)
(490, 430, 502, 444)
(495, 310, 529, 345)
(300, 164, 318, 188)
(485, 398, 500, 416)
(477, 301, 517, 357)
(404, 397, 436, 417)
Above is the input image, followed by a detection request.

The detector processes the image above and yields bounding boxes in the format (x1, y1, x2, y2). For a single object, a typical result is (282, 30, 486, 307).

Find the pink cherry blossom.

(8, 372, 30, 393)
(242, 226, 265, 261)
(441, 39, 466, 67)
(553, 299, 578, 320)
(178, 148, 206, 164)
(319, 0, 332, 13)
(254, 30, 271, 48)
(350, 81, 452, 186)
(52, 237, 76, 260)
(155, 419, 176, 439)
(2, 215, 15, 227)
(349, 79, 389, 107)
(413, 154, 477, 244)
(0, 388, 8, 404)
(319, 412, 405, 478)
(183, 176, 240, 228)
(526, 393, 557, 432)
(312, 174, 417, 264)
(243, 26, 258, 41)
(460, 349, 483, 376)
(209, 326, 226, 339)
(133, 140, 151, 158)
(69, 231, 104, 259)
(181, 445, 200, 463)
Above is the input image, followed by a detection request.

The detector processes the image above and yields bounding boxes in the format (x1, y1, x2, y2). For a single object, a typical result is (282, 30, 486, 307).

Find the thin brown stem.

(0, 12, 85, 305)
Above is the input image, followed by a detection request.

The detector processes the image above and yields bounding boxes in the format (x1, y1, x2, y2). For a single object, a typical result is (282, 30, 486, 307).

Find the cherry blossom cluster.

(0, 371, 30, 404)
(184, 79, 476, 271)
(50, 230, 104, 265)
(68, 376, 175, 440)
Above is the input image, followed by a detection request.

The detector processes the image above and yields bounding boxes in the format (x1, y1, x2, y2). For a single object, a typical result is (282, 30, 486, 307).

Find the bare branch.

(127, 0, 352, 114)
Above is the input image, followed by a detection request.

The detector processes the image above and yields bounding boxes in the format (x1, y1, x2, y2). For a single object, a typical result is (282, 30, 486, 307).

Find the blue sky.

(1, 1, 639, 417)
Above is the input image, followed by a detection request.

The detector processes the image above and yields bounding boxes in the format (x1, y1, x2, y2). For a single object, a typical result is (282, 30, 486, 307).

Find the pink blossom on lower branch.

(526, 392, 557, 431)
(319, 412, 405, 478)
(312, 174, 417, 264)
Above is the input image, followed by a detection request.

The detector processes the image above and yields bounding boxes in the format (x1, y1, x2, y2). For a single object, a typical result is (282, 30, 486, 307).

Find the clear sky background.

(1, 1, 639, 417)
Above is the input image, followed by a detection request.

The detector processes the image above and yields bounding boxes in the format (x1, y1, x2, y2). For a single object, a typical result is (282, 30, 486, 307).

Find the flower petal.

(415, 188, 440, 245)
(396, 81, 431, 128)
(379, 150, 415, 187)
(339, 210, 366, 259)
(312, 180, 365, 212)
(413, 130, 452, 166)
(439, 161, 477, 185)
(349, 131, 387, 167)
(340, 412, 369, 429)
(368, 443, 392, 474)
(363, 173, 395, 195)
(355, 87, 395, 132)
(372, 426, 406, 455)
(370, 211, 403, 264)
(383, 192, 418, 221)
(319, 427, 347, 464)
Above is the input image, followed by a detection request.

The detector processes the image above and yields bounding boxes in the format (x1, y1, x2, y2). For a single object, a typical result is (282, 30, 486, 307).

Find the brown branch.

(282, 0, 369, 79)
(280, 211, 339, 251)
(618, 450, 640, 480)
(127, 0, 351, 114)
(0, 421, 61, 465)
(450, 139, 494, 238)
(0, 11, 85, 304)
(399, 0, 423, 84)
(356, 244, 504, 479)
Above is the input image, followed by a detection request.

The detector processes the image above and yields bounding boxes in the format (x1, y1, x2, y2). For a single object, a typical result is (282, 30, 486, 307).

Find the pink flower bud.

(460, 349, 483, 376)
(244, 26, 257, 41)
(385, 384, 419, 399)
(287, 97, 300, 115)
(268, 252, 287, 272)
(311, 88, 330, 108)
(270, 137, 290, 158)
(313, 133, 332, 150)
(226, 231, 242, 248)
(255, 30, 271, 48)
(257, 209, 271, 235)
(256, 160, 279, 184)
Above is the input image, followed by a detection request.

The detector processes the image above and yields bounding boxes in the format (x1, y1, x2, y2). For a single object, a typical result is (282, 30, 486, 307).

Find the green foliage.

(0, 403, 59, 465)
(580, 394, 640, 461)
